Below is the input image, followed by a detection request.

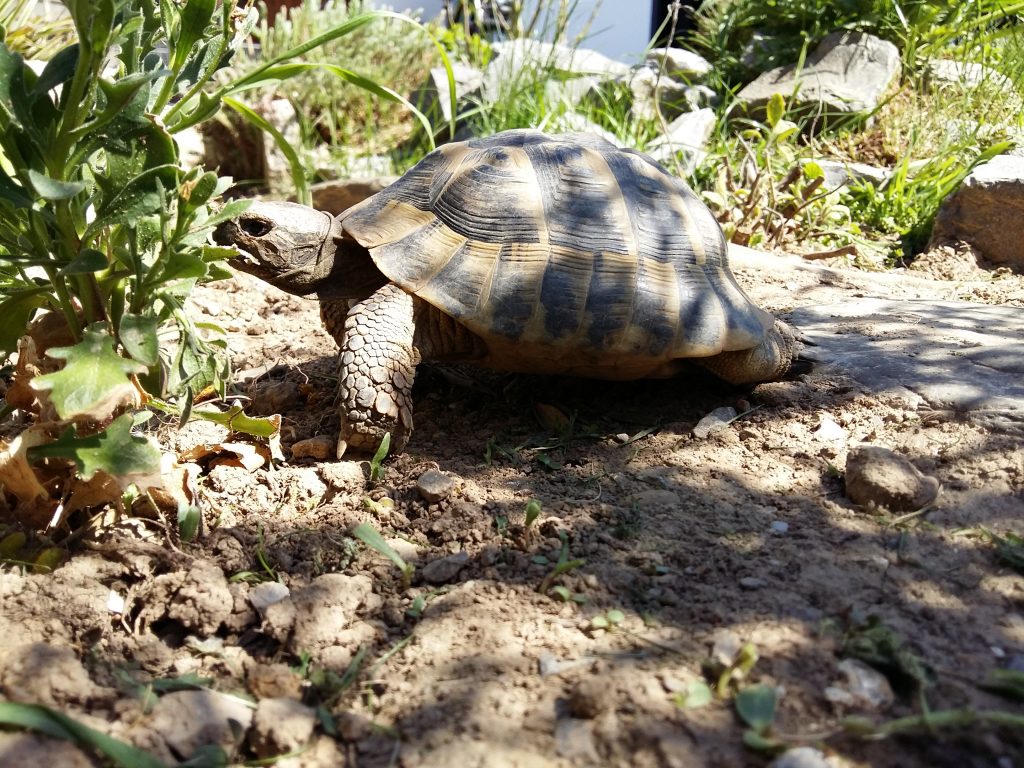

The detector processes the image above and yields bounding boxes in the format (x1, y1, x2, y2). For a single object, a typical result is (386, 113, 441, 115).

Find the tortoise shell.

(339, 129, 772, 360)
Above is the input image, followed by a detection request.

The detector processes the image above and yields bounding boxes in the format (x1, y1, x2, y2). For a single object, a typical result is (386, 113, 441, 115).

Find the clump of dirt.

(1, 253, 1023, 767)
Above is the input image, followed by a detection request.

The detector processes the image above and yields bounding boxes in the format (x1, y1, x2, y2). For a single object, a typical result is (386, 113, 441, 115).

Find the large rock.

(929, 154, 1024, 269)
(789, 298, 1024, 428)
(482, 38, 630, 104)
(646, 107, 717, 171)
(626, 65, 693, 121)
(924, 58, 1016, 95)
(737, 31, 900, 128)
(412, 62, 485, 131)
(643, 47, 712, 81)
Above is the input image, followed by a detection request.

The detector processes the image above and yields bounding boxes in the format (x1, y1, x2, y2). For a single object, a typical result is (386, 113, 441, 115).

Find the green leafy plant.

(698, 94, 851, 251)
(0, 0, 448, 531)
(0, 0, 262, 527)
(844, 136, 1012, 261)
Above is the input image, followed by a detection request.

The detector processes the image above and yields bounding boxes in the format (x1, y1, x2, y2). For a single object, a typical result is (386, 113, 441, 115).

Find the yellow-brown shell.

(339, 129, 772, 360)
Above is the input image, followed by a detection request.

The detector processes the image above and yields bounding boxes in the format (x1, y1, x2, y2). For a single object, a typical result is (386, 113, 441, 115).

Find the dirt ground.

(1, 243, 1023, 767)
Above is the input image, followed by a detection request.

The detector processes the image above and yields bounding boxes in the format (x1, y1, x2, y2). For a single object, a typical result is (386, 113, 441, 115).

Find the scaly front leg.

(333, 283, 420, 458)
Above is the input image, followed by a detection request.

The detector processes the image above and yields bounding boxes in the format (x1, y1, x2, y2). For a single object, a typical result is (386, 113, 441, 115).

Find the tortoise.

(215, 129, 798, 457)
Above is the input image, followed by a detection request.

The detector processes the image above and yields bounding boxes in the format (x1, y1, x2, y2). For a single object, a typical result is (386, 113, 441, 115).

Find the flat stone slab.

(789, 299, 1024, 421)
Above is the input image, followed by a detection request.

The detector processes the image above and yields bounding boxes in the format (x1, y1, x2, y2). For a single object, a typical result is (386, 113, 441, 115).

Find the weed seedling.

(589, 608, 626, 632)
(537, 530, 585, 596)
(368, 432, 391, 484)
(353, 521, 414, 586)
(524, 499, 542, 531)
(672, 679, 714, 710)
(704, 641, 760, 696)
(735, 684, 786, 755)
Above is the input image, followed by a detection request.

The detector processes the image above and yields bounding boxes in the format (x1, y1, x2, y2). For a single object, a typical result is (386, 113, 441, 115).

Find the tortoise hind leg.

(692, 319, 799, 385)
(331, 283, 421, 458)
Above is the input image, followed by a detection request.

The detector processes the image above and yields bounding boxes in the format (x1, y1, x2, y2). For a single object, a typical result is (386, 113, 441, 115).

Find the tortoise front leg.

(331, 283, 420, 458)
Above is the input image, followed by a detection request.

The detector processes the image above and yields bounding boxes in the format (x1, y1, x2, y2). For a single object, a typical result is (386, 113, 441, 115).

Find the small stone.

(692, 406, 738, 438)
(420, 551, 469, 585)
(250, 581, 290, 615)
(813, 415, 846, 442)
(739, 577, 766, 590)
(568, 677, 612, 719)
(770, 520, 790, 534)
(829, 658, 895, 711)
(290, 435, 335, 460)
(149, 690, 254, 758)
(249, 698, 316, 759)
(416, 469, 455, 503)
(770, 746, 839, 768)
(710, 629, 743, 667)
(845, 444, 940, 511)
(614, 433, 630, 443)
(554, 718, 599, 762)
(318, 460, 368, 491)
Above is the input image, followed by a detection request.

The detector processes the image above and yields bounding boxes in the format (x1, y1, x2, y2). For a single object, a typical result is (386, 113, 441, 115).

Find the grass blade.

(0, 701, 166, 768)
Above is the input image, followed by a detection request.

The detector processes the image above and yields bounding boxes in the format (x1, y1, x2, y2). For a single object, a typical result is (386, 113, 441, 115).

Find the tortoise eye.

(240, 217, 273, 237)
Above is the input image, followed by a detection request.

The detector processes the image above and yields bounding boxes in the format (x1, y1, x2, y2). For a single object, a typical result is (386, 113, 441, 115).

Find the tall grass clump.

(250, 0, 437, 169)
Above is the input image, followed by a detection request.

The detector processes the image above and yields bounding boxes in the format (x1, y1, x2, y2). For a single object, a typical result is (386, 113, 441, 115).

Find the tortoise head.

(214, 201, 342, 295)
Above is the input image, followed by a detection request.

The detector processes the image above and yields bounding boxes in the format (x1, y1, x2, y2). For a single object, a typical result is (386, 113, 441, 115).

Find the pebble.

(770, 520, 790, 534)
(318, 460, 368, 490)
(824, 658, 894, 711)
(845, 444, 940, 511)
(770, 747, 839, 768)
(813, 414, 847, 442)
(420, 551, 469, 585)
(710, 629, 742, 667)
(290, 435, 335, 460)
(614, 433, 631, 443)
(739, 577, 766, 590)
(692, 406, 738, 439)
(416, 469, 455, 503)
(250, 582, 290, 615)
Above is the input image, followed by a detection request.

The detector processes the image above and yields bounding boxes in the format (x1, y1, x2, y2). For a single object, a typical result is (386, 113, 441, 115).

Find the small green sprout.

(537, 530, 585, 595)
(589, 608, 626, 632)
(369, 432, 391, 483)
(353, 521, 414, 586)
